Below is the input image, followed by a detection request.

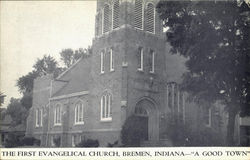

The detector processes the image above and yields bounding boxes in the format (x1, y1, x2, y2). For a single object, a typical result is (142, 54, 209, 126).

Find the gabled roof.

(51, 57, 92, 98)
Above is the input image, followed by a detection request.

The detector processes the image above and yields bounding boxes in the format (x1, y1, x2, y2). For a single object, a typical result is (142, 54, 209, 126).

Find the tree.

(59, 47, 92, 68)
(17, 55, 63, 94)
(32, 55, 62, 78)
(16, 55, 63, 121)
(157, 0, 250, 145)
(6, 98, 27, 126)
(15, 47, 91, 128)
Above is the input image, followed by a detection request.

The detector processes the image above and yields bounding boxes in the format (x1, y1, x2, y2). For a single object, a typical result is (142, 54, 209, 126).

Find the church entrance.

(134, 108, 149, 141)
(135, 98, 159, 141)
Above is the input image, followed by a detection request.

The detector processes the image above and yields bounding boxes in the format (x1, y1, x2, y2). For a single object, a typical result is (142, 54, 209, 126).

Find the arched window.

(146, 3, 155, 33)
(75, 101, 84, 124)
(103, 4, 111, 33)
(54, 104, 62, 125)
(134, 0, 143, 30)
(112, 0, 120, 29)
(100, 92, 112, 121)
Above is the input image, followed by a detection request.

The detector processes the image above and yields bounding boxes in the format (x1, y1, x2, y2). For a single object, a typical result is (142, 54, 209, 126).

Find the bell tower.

(90, 0, 169, 144)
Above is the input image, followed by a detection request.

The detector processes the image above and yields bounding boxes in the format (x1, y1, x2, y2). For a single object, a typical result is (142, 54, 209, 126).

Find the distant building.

(26, 0, 229, 147)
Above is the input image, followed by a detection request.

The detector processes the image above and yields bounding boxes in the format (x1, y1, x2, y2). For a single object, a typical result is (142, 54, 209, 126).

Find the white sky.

(0, 1, 96, 108)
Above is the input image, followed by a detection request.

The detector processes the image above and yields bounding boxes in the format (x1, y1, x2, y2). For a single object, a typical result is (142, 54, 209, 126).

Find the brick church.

(26, 0, 231, 147)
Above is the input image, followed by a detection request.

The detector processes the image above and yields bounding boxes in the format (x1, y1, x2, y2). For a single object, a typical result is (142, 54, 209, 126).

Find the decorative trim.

(50, 91, 89, 101)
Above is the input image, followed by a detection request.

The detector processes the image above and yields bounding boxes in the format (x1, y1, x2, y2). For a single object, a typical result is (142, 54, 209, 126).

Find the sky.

(0, 1, 96, 108)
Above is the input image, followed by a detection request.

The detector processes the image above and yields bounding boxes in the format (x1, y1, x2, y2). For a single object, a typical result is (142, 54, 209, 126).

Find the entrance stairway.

(140, 139, 173, 147)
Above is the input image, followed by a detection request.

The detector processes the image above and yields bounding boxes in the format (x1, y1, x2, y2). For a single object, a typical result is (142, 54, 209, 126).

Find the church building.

(26, 0, 226, 147)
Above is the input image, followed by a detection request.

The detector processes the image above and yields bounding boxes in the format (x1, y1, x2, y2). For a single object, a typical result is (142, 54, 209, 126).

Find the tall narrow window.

(134, 0, 143, 30)
(205, 107, 212, 127)
(137, 47, 143, 71)
(75, 101, 84, 124)
(40, 108, 43, 127)
(35, 109, 39, 127)
(110, 49, 114, 71)
(101, 52, 104, 73)
(149, 50, 155, 73)
(103, 4, 111, 33)
(182, 93, 186, 124)
(35, 108, 43, 127)
(101, 92, 112, 121)
(146, 3, 155, 33)
(112, 0, 120, 29)
(54, 104, 62, 125)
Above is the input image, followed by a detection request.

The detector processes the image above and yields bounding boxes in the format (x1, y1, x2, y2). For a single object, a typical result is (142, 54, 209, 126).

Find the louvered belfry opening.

(103, 4, 111, 33)
(134, 0, 143, 30)
(112, 0, 120, 29)
(146, 3, 155, 33)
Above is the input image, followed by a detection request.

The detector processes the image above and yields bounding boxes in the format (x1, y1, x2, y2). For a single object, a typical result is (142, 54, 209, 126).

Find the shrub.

(163, 115, 225, 146)
(76, 139, 99, 147)
(107, 140, 119, 147)
(121, 115, 148, 147)
(189, 127, 225, 146)
(20, 137, 40, 146)
(4, 133, 21, 147)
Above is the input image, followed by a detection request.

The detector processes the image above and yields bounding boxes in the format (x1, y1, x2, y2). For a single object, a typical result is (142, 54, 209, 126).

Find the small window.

(75, 101, 84, 124)
(146, 3, 155, 33)
(112, 0, 120, 29)
(54, 104, 62, 125)
(149, 50, 155, 73)
(101, 52, 104, 73)
(101, 92, 112, 121)
(134, 0, 143, 30)
(137, 47, 143, 71)
(205, 107, 212, 127)
(110, 49, 114, 71)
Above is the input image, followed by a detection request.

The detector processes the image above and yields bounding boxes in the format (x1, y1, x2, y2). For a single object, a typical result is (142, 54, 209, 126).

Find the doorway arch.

(134, 98, 159, 141)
